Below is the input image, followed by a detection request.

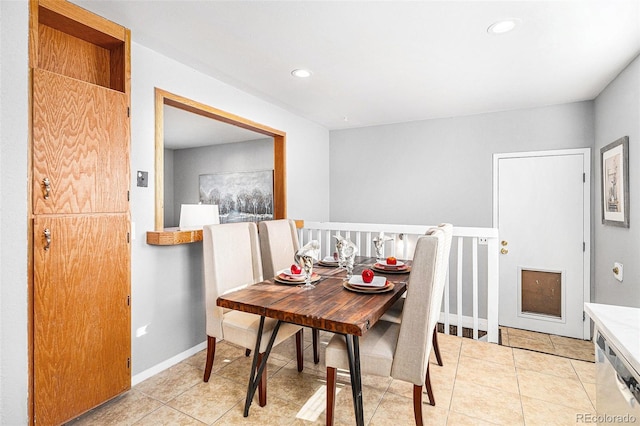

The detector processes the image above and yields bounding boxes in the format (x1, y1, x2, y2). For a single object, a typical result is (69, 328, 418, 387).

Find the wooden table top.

(217, 257, 409, 336)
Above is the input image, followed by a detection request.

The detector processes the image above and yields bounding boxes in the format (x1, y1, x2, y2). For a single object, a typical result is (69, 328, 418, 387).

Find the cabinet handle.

(44, 228, 51, 251)
(43, 178, 51, 200)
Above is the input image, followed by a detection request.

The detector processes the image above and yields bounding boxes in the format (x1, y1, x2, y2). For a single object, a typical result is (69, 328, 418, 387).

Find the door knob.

(500, 248, 508, 255)
(43, 228, 51, 251)
(43, 177, 51, 200)
(501, 240, 508, 246)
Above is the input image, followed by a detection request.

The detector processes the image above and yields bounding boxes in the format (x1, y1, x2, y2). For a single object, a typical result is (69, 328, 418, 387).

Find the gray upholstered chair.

(380, 223, 453, 367)
(202, 222, 305, 407)
(325, 231, 447, 426)
(258, 219, 320, 363)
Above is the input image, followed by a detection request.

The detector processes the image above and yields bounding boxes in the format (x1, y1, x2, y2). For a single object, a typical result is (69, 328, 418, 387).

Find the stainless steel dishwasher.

(595, 329, 640, 424)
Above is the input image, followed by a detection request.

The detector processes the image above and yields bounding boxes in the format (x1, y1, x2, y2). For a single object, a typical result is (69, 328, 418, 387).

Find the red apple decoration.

(386, 256, 397, 265)
(290, 263, 302, 274)
(361, 269, 374, 283)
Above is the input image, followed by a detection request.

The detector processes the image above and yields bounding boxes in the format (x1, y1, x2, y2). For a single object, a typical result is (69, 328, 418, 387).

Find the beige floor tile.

(67, 390, 163, 425)
(269, 366, 327, 406)
(513, 348, 578, 379)
(582, 382, 596, 408)
(508, 335, 556, 353)
(571, 359, 596, 384)
(456, 355, 519, 395)
(132, 405, 207, 425)
(184, 341, 248, 374)
(460, 339, 514, 366)
(516, 369, 593, 412)
(369, 391, 448, 426)
(507, 328, 553, 344)
(386, 364, 455, 410)
(134, 362, 204, 403)
(330, 381, 386, 425)
(213, 394, 301, 425)
(521, 395, 595, 426)
(446, 410, 501, 425)
(436, 332, 463, 352)
(216, 351, 288, 384)
(552, 342, 595, 362)
(450, 380, 524, 425)
(166, 376, 246, 424)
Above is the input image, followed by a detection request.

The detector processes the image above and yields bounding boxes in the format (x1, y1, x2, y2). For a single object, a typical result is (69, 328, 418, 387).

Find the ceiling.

(73, 0, 640, 145)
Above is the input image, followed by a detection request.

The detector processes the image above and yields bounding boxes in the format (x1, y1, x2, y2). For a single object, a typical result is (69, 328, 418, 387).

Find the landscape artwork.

(199, 170, 274, 223)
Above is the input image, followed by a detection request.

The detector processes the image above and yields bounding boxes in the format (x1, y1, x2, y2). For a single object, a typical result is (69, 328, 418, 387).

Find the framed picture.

(199, 170, 274, 223)
(600, 136, 629, 227)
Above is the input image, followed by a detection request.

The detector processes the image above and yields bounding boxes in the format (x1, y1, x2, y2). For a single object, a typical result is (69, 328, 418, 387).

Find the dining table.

(216, 255, 411, 426)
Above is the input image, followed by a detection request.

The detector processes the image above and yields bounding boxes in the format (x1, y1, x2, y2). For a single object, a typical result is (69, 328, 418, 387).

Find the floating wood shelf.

(146, 228, 202, 245)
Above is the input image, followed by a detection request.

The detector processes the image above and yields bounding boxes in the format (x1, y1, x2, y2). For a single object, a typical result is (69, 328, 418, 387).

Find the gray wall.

(330, 102, 594, 227)
(594, 54, 640, 307)
(163, 148, 175, 227)
(1, 1, 29, 424)
(168, 138, 273, 227)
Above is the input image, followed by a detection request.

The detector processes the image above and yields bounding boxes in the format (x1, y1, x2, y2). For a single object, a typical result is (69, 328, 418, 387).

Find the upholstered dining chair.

(325, 231, 447, 426)
(380, 223, 453, 367)
(258, 219, 320, 364)
(202, 222, 305, 407)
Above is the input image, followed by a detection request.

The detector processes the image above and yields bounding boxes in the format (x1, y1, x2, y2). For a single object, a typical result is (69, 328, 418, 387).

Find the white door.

(494, 149, 590, 339)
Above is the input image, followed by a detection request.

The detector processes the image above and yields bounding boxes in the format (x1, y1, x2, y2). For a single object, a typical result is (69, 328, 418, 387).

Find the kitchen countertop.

(585, 302, 640, 374)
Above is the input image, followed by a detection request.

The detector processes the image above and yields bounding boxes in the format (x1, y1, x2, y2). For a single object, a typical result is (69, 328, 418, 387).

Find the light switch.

(137, 171, 148, 187)
(613, 262, 623, 282)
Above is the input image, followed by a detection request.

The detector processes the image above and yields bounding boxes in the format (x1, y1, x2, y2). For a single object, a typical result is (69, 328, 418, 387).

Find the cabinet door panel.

(34, 214, 130, 425)
(33, 69, 129, 214)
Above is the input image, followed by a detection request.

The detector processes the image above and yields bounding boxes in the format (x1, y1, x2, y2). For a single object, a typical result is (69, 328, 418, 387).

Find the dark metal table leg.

(243, 318, 282, 417)
(345, 335, 364, 426)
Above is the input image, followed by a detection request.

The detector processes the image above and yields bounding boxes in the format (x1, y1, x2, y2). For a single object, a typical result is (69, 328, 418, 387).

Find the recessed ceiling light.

(487, 19, 520, 35)
(291, 69, 312, 78)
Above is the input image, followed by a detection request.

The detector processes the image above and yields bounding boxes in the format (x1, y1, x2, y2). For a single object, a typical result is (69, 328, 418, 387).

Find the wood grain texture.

(38, 0, 125, 46)
(34, 214, 131, 426)
(38, 23, 112, 88)
(146, 228, 203, 245)
(217, 257, 408, 336)
(32, 69, 130, 215)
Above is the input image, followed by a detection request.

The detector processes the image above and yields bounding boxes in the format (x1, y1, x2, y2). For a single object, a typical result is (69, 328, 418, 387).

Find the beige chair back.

(258, 219, 300, 279)
(427, 223, 453, 331)
(391, 231, 445, 385)
(203, 222, 263, 339)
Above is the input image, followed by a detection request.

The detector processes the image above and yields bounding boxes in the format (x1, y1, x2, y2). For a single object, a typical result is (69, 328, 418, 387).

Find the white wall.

(129, 43, 330, 376)
(330, 102, 594, 227)
(1, 1, 29, 424)
(594, 54, 640, 308)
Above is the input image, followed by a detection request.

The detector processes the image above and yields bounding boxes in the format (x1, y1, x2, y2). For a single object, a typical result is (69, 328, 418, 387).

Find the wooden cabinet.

(29, 1, 131, 424)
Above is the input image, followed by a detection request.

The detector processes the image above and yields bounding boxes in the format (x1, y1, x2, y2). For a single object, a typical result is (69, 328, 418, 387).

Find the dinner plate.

(318, 256, 339, 266)
(274, 272, 321, 285)
(376, 259, 405, 267)
(343, 281, 394, 294)
(279, 268, 305, 279)
(348, 275, 388, 288)
(372, 264, 411, 274)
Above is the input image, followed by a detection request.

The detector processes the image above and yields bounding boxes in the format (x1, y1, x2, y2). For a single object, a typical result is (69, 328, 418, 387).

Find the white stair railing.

(298, 221, 500, 343)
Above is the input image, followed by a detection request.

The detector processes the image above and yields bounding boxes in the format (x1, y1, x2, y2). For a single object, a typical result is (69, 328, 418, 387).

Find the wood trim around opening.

(150, 88, 287, 242)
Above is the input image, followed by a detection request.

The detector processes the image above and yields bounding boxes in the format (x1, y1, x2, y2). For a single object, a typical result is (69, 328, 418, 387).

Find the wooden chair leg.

(413, 384, 424, 426)
(257, 353, 267, 407)
(312, 328, 320, 364)
(245, 348, 251, 357)
(203, 335, 216, 382)
(296, 329, 304, 372)
(424, 363, 435, 406)
(326, 367, 337, 426)
(433, 327, 443, 367)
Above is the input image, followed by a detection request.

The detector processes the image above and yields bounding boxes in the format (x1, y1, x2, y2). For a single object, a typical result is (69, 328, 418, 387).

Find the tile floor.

(499, 327, 595, 363)
(68, 328, 596, 425)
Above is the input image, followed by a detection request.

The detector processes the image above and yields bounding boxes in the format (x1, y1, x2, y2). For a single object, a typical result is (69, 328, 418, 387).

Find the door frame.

(492, 148, 591, 339)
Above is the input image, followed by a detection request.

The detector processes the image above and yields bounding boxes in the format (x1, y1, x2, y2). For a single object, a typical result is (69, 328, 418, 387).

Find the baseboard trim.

(131, 341, 207, 386)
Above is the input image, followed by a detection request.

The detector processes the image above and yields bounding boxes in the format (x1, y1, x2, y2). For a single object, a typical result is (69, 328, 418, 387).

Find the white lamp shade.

(179, 204, 220, 230)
